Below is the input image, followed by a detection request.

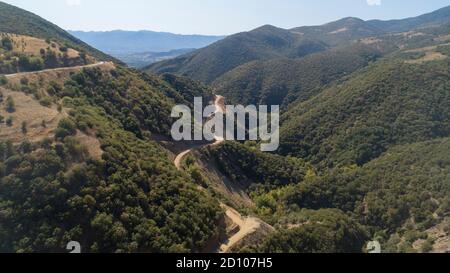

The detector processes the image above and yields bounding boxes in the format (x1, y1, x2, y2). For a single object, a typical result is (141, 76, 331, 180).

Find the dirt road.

(3, 62, 110, 78)
(172, 95, 269, 253)
(173, 95, 225, 169)
(218, 204, 262, 253)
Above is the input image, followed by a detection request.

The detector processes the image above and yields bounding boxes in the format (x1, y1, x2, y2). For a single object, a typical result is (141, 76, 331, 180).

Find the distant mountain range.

(69, 30, 225, 67)
(69, 30, 225, 53)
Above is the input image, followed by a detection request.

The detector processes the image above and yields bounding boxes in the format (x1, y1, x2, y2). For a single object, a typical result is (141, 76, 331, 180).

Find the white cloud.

(367, 0, 381, 6)
(66, 0, 81, 7)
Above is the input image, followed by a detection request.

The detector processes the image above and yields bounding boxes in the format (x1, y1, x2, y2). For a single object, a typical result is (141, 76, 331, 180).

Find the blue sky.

(3, 0, 449, 35)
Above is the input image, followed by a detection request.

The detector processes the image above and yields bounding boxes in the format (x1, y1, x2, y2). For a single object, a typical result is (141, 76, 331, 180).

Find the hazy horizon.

(1, 0, 449, 35)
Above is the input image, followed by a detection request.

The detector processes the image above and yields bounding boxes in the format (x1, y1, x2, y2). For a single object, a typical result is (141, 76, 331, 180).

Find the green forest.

(0, 67, 222, 253)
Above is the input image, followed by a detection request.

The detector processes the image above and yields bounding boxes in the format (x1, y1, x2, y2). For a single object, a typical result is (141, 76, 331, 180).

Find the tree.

(5, 96, 15, 113)
(6, 116, 13, 126)
(20, 77, 29, 86)
(421, 239, 434, 253)
(18, 55, 44, 72)
(0, 76, 7, 86)
(44, 50, 59, 68)
(79, 52, 87, 63)
(54, 118, 77, 139)
(1, 37, 13, 51)
(21, 121, 27, 134)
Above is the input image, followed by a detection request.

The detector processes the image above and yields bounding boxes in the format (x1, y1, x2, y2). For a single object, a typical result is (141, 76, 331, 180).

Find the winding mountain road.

(218, 204, 262, 253)
(172, 95, 264, 253)
(173, 95, 225, 169)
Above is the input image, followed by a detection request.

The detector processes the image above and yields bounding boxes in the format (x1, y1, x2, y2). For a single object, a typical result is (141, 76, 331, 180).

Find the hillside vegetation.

(183, 7, 450, 253)
(213, 44, 382, 108)
(0, 64, 224, 253)
(0, 1, 115, 62)
(146, 6, 450, 84)
(147, 25, 328, 83)
(279, 58, 449, 168)
(0, 33, 96, 74)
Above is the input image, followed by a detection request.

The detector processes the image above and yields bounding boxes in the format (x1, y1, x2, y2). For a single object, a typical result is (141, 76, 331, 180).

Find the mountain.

(291, 17, 384, 46)
(177, 6, 450, 253)
(212, 22, 449, 109)
(213, 44, 383, 108)
(367, 6, 450, 32)
(146, 25, 328, 83)
(0, 2, 116, 62)
(279, 54, 450, 168)
(146, 6, 450, 84)
(69, 30, 225, 54)
(204, 51, 450, 252)
(0, 1, 225, 253)
(0, 66, 223, 252)
(249, 137, 450, 253)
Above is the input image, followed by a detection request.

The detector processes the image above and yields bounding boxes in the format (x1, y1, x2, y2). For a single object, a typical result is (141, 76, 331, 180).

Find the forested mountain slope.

(146, 6, 450, 84)
(290, 17, 384, 47)
(0, 2, 224, 253)
(213, 44, 382, 108)
(0, 64, 223, 252)
(204, 136, 450, 253)
(254, 137, 450, 253)
(212, 22, 449, 108)
(189, 10, 450, 253)
(146, 25, 328, 83)
(279, 57, 450, 168)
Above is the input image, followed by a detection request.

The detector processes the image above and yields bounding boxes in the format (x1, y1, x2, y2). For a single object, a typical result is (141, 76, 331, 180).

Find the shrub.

(436, 45, 450, 56)
(55, 118, 77, 139)
(20, 77, 29, 86)
(0, 75, 8, 86)
(46, 81, 62, 96)
(6, 116, 13, 126)
(18, 55, 44, 72)
(21, 121, 27, 134)
(1, 37, 13, 51)
(5, 96, 15, 113)
(421, 239, 434, 253)
(39, 97, 52, 107)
